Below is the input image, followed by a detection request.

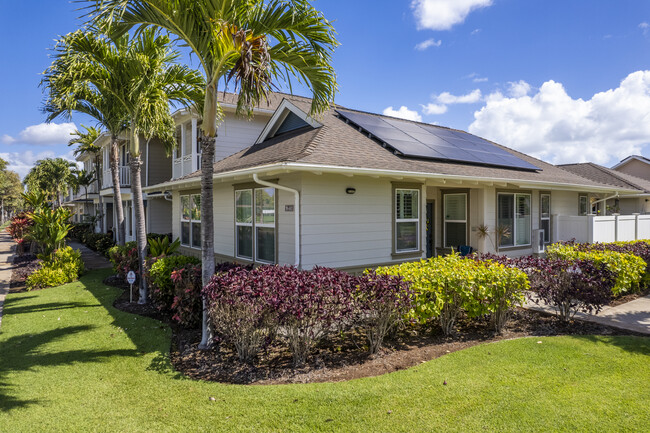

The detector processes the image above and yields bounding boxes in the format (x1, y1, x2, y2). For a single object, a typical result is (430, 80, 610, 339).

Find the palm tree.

(89, 0, 339, 348)
(42, 32, 130, 246)
(24, 158, 77, 207)
(47, 29, 203, 303)
(71, 169, 96, 222)
(69, 125, 103, 229)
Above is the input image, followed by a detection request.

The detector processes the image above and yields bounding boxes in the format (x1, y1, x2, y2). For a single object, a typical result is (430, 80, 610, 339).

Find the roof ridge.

(586, 162, 646, 190)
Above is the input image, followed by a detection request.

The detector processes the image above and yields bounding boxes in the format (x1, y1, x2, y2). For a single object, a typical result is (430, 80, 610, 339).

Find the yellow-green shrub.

(26, 246, 84, 290)
(376, 254, 528, 334)
(546, 243, 645, 296)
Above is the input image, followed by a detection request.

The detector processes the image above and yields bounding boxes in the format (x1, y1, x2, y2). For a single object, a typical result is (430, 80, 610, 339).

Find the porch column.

(191, 117, 198, 172)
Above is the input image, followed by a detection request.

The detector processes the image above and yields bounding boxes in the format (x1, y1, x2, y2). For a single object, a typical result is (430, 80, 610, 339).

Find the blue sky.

(2, 0, 650, 178)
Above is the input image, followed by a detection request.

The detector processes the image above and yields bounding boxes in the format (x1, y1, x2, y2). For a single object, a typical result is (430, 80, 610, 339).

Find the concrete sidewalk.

(525, 293, 650, 335)
(67, 241, 112, 270)
(0, 232, 16, 329)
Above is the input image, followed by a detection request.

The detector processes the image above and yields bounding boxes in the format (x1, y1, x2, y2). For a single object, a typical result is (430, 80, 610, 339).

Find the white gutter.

(591, 193, 619, 206)
(253, 173, 300, 267)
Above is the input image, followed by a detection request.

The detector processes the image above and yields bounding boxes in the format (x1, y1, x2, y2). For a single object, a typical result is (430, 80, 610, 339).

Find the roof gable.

(255, 99, 322, 144)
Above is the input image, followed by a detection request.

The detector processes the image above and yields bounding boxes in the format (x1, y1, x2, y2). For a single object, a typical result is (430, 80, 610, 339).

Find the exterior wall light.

(346, 187, 356, 194)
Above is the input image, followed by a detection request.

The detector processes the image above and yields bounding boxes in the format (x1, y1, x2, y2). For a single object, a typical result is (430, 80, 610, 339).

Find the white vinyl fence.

(554, 214, 650, 243)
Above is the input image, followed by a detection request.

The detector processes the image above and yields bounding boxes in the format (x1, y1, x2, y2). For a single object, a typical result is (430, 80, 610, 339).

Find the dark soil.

(9, 254, 41, 293)
(104, 276, 643, 386)
(608, 286, 650, 307)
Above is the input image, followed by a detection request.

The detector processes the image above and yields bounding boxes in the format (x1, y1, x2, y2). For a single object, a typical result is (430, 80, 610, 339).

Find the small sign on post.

(127, 271, 136, 303)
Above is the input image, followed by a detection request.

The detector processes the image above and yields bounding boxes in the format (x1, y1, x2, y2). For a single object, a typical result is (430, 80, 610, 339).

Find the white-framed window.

(395, 188, 420, 253)
(180, 194, 201, 248)
(540, 193, 551, 244)
(579, 194, 588, 216)
(444, 193, 467, 248)
(235, 187, 276, 263)
(498, 193, 531, 247)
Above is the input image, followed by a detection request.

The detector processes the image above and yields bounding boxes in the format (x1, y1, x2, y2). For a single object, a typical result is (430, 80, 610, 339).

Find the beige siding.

(147, 198, 172, 235)
(615, 159, 650, 181)
(213, 184, 235, 257)
(214, 113, 272, 162)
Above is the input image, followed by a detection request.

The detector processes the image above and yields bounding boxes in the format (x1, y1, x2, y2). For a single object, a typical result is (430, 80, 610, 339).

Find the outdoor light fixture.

(346, 187, 356, 194)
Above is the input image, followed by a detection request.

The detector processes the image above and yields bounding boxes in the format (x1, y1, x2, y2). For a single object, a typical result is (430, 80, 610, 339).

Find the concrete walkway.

(525, 293, 650, 335)
(67, 241, 112, 270)
(0, 232, 15, 329)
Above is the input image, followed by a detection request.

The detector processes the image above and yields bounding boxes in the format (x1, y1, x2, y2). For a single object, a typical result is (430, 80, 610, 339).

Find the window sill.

(391, 250, 423, 260)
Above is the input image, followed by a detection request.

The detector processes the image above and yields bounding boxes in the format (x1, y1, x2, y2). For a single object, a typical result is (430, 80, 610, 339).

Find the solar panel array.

(336, 109, 540, 171)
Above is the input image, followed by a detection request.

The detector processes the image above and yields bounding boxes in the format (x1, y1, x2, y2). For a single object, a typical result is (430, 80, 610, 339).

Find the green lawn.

(1, 270, 649, 432)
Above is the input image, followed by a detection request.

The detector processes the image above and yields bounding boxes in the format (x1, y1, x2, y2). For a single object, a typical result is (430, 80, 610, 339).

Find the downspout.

(253, 173, 300, 267)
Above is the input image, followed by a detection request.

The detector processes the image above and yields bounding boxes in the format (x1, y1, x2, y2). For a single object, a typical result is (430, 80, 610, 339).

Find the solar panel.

(336, 109, 540, 171)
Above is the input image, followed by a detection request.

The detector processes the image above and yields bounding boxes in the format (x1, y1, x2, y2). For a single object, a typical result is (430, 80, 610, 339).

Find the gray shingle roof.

(171, 93, 633, 190)
(559, 162, 650, 193)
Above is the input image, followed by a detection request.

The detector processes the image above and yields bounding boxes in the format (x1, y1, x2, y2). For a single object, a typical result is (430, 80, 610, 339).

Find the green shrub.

(93, 234, 115, 256)
(148, 236, 180, 257)
(26, 246, 85, 290)
(108, 242, 138, 279)
(376, 253, 528, 335)
(149, 255, 200, 311)
(546, 243, 645, 296)
(68, 223, 93, 240)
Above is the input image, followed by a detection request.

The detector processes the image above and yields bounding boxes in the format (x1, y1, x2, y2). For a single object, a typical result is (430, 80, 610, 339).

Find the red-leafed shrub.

(148, 255, 200, 312)
(6, 213, 33, 243)
(356, 271, 413, 354)
(170, 264, 203, 328)
(107, 242, 139, 280)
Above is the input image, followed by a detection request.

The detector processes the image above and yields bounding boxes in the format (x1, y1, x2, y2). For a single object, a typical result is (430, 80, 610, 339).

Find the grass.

(0, 269, 649, 432)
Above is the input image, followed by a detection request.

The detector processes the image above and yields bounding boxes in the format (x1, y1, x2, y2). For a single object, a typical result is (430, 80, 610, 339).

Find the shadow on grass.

(566, 334, 650, 356)
(0, 325, 139, 412)
(3, 301, 102, 316)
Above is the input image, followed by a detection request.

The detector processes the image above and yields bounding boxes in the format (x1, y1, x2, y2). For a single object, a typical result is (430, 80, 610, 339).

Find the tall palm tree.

(24, 158, 77, 207)
(42, 32, 130, 246)
(69, 125, 103, 229)
(89, 0, 339, 348)
(47, 29, 203, 303)
(71, 169, 96, 222)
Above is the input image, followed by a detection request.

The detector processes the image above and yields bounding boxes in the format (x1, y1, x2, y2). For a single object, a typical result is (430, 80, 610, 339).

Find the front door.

(426, 201, 435, 258)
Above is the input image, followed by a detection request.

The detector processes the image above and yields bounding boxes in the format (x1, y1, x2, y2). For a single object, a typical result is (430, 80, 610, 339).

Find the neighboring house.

(612, 155, 650, 182)
(142, 93, 642, 271)
(94, 132, 173, 241)
(560, 162, 650, 215)
(62, 152, 100, 224)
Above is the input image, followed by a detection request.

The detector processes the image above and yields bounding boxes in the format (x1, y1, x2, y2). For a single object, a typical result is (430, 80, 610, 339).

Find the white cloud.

(1, 122, 77, 146)
(412, 0, 493, 31)
(0, 150, 78, 179)
(468, 71, 650, 165)
(436, 89, 482, 104)
(415, 38, 442, 51)
(471, 28, 482, 35)
(640, 22, 650, 35)
(507, 80, 532, 98)
(465, 72, 488, 83)
(382, 106, 423, 122)
(422, 103, 448, 115)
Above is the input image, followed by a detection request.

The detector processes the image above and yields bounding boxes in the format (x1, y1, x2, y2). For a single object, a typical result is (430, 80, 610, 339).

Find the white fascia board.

(146, 162, 637, 194)
(255, 99, 322, 144)
(172, 103, 276, 126)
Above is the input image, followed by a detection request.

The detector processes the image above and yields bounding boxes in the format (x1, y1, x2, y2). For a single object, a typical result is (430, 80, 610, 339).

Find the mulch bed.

(104, 275, 645, 386)
(9, 254, 41, 293)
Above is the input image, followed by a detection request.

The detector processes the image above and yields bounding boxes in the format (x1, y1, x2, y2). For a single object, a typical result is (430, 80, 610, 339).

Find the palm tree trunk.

(198, 135, 216, 349)
(130, 153, 148, 304)
(95, 157, 103, 233)
(110, 135, 126, 245)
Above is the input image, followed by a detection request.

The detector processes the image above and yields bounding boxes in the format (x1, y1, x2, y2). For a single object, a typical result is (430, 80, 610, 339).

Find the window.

(235, 187, 276, 263)
(444, 193, 467, 248)
(180, 194, 201, 248)
(579, 195, 588, 216)
(498, 193, 531, 247)
(540, 194, 551, 243)
(395, 189, 420, 252)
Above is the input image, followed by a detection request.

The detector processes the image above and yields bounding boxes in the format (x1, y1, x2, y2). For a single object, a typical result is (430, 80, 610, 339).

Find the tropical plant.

(0, 158, 23, 224)
(69, 125, 103, 226)
(148, 254, 200, 311)
(28, 206, 73, 262)
(89, 0, 339, 348)
(26, 246, 85, 290)
(23, 158, 76, 206)
(148, 235, 181, 257)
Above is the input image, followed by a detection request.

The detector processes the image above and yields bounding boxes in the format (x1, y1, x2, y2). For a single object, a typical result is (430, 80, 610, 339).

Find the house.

(141, 93, 643, 271)
(62, 152, 100, 224)
(612, 155, 650, 182)
(559, 162, 650, 215)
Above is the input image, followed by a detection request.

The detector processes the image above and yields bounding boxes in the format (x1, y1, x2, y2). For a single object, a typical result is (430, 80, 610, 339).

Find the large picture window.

(498, 193, 531, 247)
(444, 193, 467, 248)
(395, 189, 420, 252)
(235, 187, 276, 263)
(180, 194, 201, 248)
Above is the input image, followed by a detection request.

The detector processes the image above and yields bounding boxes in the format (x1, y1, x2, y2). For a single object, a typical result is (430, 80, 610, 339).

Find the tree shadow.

(566, 334, 650, 356)
(2, 301, 102, 316)
(0, 325, 139, 412)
